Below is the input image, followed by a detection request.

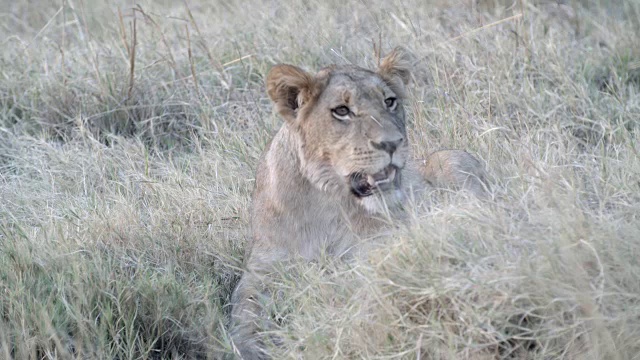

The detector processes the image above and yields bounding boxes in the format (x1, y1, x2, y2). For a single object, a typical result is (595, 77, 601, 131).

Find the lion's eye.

(332, 106, 351, 121)
(385, 97, 397, 110)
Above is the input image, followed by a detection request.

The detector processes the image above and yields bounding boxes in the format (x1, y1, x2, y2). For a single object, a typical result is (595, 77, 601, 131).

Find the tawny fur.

(420, 149, 490, 197)
(230, 48, 488, 359)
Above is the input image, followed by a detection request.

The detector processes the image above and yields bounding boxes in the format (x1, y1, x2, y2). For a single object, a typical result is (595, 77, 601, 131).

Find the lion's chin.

(358, 188, 406, 214)
(348, 165, 405, 214)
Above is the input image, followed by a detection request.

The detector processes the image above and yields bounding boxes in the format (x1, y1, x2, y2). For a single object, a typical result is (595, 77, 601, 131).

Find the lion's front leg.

(230, 271, 270, 360)
(418, 149, 490, 197)
(230, 249, 290, 360)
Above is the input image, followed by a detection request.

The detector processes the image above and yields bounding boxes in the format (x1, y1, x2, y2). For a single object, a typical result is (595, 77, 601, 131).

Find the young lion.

(230, 48, 488, 359)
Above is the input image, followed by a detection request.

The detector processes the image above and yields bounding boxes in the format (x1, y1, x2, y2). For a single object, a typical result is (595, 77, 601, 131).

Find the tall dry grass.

(1, 0, 639, 358)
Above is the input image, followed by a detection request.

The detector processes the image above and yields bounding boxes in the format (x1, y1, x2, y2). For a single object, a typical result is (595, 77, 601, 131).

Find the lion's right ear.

(266, 64, 316, 123)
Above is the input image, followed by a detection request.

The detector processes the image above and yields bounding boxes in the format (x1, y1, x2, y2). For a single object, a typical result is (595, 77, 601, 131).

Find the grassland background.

(1, 0, 639, 358)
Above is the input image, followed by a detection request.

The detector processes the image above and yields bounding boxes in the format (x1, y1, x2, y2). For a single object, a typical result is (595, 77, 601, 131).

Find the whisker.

(370, 115, 382, 127)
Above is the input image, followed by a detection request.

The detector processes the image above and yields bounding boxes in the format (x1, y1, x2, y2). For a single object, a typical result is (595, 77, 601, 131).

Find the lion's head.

(266, 48, 412, 213)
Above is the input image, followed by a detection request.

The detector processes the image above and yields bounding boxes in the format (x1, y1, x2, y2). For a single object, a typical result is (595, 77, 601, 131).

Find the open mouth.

(350, 165, 401, 198)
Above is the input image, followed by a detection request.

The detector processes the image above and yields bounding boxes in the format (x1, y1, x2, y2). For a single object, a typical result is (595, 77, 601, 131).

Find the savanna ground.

(1, 0, 639, 358)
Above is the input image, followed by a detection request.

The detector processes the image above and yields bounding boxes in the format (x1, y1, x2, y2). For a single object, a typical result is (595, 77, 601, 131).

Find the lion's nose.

(371, 138, 403, 155)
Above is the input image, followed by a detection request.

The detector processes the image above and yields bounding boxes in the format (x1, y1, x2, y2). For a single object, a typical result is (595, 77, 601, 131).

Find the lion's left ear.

(377, 47, 412, 88)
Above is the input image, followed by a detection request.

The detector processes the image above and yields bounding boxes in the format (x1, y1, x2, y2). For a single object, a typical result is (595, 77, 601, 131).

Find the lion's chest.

(251, 182, 384, 262)
(281, 191, 378, 261)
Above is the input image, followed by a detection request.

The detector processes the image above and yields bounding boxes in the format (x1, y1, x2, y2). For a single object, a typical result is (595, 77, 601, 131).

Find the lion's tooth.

(375, 178, 390, 185)
(367, 174, 376, 186)
(387, 167, 396, 182)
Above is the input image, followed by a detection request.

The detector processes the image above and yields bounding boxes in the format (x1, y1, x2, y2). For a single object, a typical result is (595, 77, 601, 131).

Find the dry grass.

(1, 0, 640, 358)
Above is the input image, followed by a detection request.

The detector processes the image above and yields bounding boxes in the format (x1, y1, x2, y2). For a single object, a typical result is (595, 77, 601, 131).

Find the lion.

(229, 48, 489, 359)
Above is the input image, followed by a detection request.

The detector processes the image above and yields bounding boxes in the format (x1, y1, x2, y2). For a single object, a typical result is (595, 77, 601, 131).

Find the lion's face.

(267, 49, 412, 212)
(300, 67, 409, 198)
